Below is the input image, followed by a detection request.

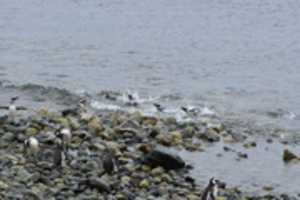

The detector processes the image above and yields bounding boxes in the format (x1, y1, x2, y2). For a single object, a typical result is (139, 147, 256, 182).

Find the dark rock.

(283, 149, 298, 163)
(87, 178, 110, 192)
(141, 149, 185, 170)
(197, 131, 220, 142)
(237, 152, 248, 159)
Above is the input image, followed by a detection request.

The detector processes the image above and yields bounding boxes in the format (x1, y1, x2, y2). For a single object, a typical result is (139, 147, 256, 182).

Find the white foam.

(91, 101, 121, 111)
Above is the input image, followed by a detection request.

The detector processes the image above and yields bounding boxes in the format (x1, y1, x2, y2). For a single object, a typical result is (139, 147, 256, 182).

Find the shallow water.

(1, 0, 300, 131)
(179, 140, 300, 195)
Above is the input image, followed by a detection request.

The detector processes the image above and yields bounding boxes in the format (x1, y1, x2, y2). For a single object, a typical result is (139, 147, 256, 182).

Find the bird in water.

(125, 93, 138, 107)
(153, 103, 165, 112)
(201, 177, 223, 200)
(24, 137, 40, 163)
(102, 148, 118, 175)
(181, 106, 199, 117)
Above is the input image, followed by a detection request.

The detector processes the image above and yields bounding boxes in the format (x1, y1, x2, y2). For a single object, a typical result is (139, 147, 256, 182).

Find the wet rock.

(26, 127, 39, 136)
(198, 129, 220, 142)
(139, 179, 150, 189)
(156, 134, 172, 146)
(215, 197, 227, 200)
(262, 185, 274, 191)
(187, 194, 200, 200)
(87, 178, 110, 192)
(170, 131, 183, 145)
(283, 149, 299, 163)
(137, 143, 153, 153)
(1, 132, 15, 142)
(88, 117, 104, 135)
(237, 152, 248, 159)
(142, 116, 158, 126)
(0, 180, 8, 189)
(243, 141, 257, 148)
(141, 149, 185, 170)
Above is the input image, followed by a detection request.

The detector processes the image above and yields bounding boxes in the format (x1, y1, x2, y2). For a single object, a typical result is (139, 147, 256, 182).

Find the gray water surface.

(1, 0, 300, 131)
(179, 140, 300, 195)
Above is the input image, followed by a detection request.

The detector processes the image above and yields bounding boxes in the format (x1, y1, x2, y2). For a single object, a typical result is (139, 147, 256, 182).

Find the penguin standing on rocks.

(53, 138, 65, 168)
(102, 148, 117, 175)
(201, 177, 221, 200)
(55, 128, 72, 160)
(24, 137, 40, 163)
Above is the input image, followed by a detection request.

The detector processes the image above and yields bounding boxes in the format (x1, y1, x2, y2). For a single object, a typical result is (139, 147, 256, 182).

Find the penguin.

(78, 97, 88, 112)
(8, 96, 24, 122)
(181, 106, 189, 113)
(201, 177, 220, 200)
(127, 94, 134, 101)
(8, 96, 18, 113)
(55, 128, 72, 160)
(56, 128, 72, 146)
(153, 103, 165, 112)
(24, 137, 40, 162)
(53, 138, 64, 168)
(102, 148, 117, 175)
(125, 93, 138, 107)
(181, 106, 198, 117)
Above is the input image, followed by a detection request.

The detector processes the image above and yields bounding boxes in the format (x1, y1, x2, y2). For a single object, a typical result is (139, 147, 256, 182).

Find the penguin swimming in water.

(125, 93, 138, 107)
(153, 103, 165, 112)
(24, 137, 40, 163)
(201, 177, 222, 200)
(181, 106, 199, 117)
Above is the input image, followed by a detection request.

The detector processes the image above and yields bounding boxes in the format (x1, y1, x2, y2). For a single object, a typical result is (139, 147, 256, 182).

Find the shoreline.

(0, 101, 299, 199)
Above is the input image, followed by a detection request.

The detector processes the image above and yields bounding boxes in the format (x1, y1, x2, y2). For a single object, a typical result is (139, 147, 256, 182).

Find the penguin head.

(55, 129, 63, 139)
(209, 177, 217, 186)
(10, 96, 19, 103)
(24, 139, 30, 148)
(79, 97, 88, 106)
(24, 137, 39, 153)
(209, 177, 226, 189)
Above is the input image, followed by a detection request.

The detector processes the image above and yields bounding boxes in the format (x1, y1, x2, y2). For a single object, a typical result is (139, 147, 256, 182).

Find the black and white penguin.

(24, 137, 40, 162)
(8, 96, 18, 113)
(53, 138, 65, 168)
(56, 128, 72, 146)
(201, 177, 220, 200)
(55, 128, 72, 160)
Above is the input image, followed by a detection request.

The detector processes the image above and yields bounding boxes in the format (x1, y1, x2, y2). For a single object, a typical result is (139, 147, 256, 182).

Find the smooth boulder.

(142, 148, 185, 170)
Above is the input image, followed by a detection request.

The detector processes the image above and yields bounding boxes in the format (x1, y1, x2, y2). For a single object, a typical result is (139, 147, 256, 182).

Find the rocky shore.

(0, 102, 299, 200)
